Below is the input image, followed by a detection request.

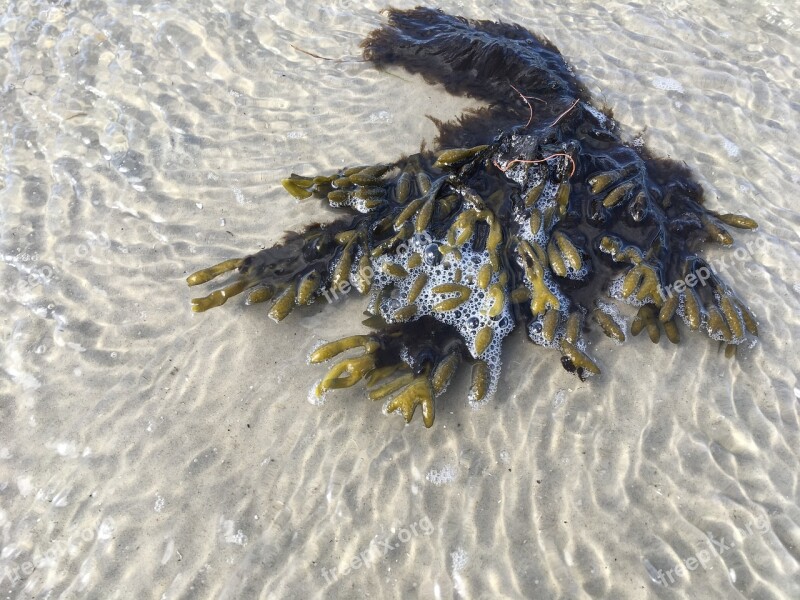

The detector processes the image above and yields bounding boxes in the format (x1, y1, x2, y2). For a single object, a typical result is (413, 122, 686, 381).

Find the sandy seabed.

(1, 0, 799, 598)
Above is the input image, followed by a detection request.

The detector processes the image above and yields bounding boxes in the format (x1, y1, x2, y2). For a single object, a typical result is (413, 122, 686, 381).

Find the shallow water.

(1, 0, 799, 598)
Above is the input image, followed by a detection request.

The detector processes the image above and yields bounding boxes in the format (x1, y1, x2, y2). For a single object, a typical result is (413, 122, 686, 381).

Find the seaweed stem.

(510, 83, 545, 128)
(493, 153, 577, 179)
(550, 98, 580, 127)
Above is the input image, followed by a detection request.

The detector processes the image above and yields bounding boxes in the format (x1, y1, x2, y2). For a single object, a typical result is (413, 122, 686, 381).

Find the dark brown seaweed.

(187, 8, 758, 427)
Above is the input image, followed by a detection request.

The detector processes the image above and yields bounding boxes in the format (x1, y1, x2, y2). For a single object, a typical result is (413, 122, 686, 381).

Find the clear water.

(1, 1, 799, 598)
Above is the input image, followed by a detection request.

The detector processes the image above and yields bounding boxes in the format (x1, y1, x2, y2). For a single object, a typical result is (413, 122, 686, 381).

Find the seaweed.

(187, 8, 758, 427)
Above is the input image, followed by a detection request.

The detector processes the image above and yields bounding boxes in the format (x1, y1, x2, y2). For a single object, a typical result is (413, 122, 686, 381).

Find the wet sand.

(1, 1, 799, 598)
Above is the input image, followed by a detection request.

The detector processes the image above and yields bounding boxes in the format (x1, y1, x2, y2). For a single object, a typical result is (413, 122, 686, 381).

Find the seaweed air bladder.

(187, 7, 759, 428)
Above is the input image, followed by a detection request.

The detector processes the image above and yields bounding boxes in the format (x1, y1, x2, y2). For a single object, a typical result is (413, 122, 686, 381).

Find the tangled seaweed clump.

(187, 8, 759, 427)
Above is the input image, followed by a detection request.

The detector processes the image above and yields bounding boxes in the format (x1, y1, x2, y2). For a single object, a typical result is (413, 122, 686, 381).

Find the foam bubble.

(307, 381, 327, 405)
(426, 464, 458, 485)
(651, 76, 684, 93)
